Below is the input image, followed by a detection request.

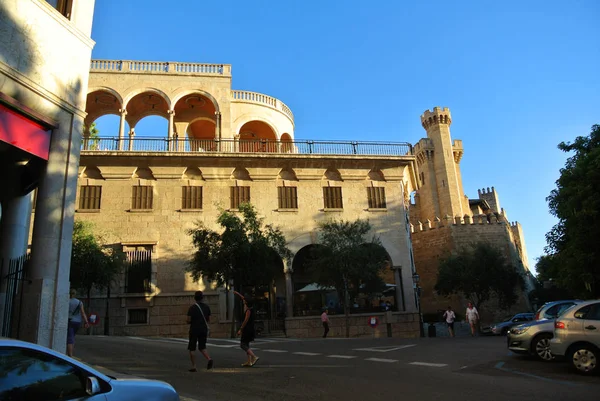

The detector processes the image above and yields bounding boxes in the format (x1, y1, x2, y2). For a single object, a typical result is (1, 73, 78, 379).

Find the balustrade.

(81, 137, 413, 156)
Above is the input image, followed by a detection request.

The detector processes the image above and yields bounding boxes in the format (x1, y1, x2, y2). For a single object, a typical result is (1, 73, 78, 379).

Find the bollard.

(428, 323, 436, 337)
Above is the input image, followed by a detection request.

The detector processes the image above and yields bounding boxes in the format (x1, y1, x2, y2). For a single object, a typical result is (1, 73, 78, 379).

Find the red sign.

(88, 312, 100, 326)
(368, 317, 379, 328)
(0, 103, 51, 160)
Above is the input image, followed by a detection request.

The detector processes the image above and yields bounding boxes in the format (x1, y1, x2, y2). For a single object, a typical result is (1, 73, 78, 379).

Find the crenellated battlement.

(421, 106, 452, 130)
(410, 213, 515, 233)
(478, 187, 496, 196)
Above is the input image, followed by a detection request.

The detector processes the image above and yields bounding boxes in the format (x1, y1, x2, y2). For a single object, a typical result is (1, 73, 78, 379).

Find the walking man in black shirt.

(187, 291, 214, 371)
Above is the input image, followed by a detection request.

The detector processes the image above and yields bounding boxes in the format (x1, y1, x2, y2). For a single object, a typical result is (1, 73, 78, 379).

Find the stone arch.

(172, 90, 220, 113)
(277, 167, 298, 182)
(280, 133, 294, 153)
(85, 88, 124, 127)
(367, 169, 386, 181)
(233, 115, 280, 140)
(87, 86, 124, 106)
(123, 87, 171, 110)
(187, 117, 217, 142)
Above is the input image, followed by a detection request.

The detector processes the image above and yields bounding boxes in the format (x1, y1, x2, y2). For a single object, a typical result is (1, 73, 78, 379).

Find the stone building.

(0, 0, 96, 351)
(409, 107, 535, 322)
(74, 59, 421, 339)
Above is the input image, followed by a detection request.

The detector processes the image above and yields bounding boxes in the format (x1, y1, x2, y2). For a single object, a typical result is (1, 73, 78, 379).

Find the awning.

(0, 102, 51, 160)
(296, 283, 336, 293)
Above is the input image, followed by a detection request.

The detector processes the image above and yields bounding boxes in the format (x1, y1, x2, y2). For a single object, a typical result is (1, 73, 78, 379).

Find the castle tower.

(478, 187, 501, 213)
(415, 107, 468, 220)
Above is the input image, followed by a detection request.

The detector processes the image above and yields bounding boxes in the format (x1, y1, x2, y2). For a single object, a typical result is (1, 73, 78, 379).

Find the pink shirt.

(321, 312, 329, 322)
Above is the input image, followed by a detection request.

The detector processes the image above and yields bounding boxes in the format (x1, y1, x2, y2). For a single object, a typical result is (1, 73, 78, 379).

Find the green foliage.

(186, 203, 292, 289)
(544, 124, 600, 298)
(83, 122, 100, 149)
(70, 221, 124, 294)
(308, 219, 389, 307)
(434, 242, 524, 311)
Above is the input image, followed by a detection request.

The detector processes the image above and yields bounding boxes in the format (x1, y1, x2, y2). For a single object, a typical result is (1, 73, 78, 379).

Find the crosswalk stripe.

(293, 352, 321, 356)
(327, 355, 356, 359)
(365, 358, 398, 363)
(261, 349, 288, 353)
(409, 362, 447, 367)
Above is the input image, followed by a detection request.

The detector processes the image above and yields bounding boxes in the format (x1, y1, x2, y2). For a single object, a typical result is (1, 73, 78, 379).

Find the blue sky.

(90, 0, 600, 273)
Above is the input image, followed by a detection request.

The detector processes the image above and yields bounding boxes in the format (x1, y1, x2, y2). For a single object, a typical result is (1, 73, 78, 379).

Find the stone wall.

(285, 312, 421, 339)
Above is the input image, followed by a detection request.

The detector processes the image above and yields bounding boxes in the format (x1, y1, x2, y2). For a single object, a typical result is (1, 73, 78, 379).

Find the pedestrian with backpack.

(187, 291, 214, 371)
(67, 289, 89, 357)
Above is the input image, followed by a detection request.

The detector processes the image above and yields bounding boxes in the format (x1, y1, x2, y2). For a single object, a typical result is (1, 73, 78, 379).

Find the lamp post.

(412, 272, 425, 338)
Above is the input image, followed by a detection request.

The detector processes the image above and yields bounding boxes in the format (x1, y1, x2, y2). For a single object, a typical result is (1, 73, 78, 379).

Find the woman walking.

(234, 291, 259, 367)
(67, 289, 89, 357)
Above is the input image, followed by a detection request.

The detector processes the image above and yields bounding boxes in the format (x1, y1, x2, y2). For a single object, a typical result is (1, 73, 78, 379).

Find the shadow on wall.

(0, 1, 85, 343)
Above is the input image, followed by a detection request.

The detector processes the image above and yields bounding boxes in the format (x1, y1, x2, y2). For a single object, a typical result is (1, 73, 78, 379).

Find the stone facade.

(410, 108, 535, 323)
(0, 0, 96, 351)
(73, 60, 421, 339)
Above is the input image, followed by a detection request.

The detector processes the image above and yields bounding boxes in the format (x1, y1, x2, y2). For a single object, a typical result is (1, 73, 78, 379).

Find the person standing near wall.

(443, 306, 456, 337)
(321, 308, 330, 338)
(465, 302, 480, 336)
(67, 289, 89, 357)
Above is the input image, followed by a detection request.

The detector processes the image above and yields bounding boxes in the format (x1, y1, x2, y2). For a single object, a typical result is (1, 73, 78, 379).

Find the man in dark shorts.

(187, 291, 213, 371)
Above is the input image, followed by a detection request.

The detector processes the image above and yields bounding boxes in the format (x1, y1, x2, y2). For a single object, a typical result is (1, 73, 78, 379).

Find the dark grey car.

(482, 313, 534, 335)
(507, 300, 583, 361)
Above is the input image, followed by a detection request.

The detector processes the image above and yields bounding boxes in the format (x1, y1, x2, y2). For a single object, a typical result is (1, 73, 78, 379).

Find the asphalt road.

(75, 334, 598, 401)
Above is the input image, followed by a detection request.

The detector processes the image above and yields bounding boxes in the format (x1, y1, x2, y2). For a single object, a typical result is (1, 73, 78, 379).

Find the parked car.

(0, 338, 180, 400)
(507, 300, 583, 361)
(482, 313, 534, 335)
(550, 299, 600, 374)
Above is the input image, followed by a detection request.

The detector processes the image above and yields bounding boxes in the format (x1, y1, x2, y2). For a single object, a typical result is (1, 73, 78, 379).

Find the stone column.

(215, 112, 221, 152)
(118, 109, 127, 150)
(0, 193, 34, 333)
(128, 128, 135, 151)
(167, 110, 175, 151)
(284, 262, 294, 318)
(27, 115, 83, 352)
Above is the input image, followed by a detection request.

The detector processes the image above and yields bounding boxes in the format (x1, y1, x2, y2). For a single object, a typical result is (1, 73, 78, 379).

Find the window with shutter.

(367, 187, 386, 209)
(230, 186, 251, 209)
(79, 186, 102, 210)
(323, 187, 343, 209)
(278, 186, 298, 209)
(132, 186, 153, 209)
(182, 186, 203, 209)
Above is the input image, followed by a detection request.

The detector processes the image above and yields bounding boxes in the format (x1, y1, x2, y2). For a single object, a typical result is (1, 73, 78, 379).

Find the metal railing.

(81, 137, 413, 156)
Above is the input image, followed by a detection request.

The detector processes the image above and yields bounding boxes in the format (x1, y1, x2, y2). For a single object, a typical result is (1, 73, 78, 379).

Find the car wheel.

(532, 334, 554, 361)
(569, 345, 598, 375)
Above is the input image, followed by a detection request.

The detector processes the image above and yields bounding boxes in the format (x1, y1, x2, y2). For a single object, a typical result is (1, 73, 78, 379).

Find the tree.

(186, 203, 292, 336)
(70, 221, 124, 334)
(434, 242, 524, 312)
(83, 122, 100, 149)
(307, 219, 389, 338)
(545, 124, 600, 298)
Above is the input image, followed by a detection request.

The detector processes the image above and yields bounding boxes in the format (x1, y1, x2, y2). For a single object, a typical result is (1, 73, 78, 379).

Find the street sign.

(368, 317, 379, 328)
(88, 312, 100, 326)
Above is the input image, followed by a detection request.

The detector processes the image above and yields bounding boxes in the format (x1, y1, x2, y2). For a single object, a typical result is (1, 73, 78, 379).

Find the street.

(75, 334, 598, 401)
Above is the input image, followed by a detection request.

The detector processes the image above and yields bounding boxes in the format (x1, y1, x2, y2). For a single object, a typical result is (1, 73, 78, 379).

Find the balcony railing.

(81, 137, 413, 156)
(90, 60, 231, 76)
(231, 90, 294, 122)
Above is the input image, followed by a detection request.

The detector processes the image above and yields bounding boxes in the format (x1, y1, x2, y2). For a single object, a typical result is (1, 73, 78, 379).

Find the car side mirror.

(86, 377, 101, 396)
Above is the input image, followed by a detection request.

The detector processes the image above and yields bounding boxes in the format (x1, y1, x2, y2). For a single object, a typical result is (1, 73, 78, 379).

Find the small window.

(278, 186, 298, 209)
(0, 348, 88, 400)
(79, 185, 102, 210)
(367, 187, 386, 209)
(132, 186, 153, 210)
(127, 308, 149, 324)
(323, 187, 343, 209)
(45, 0, 73, 19)
(125, 249, 152, 293)
(230, 186, 250, 209)
(182, 186, 203, 209)
(419, 172, 425, 186)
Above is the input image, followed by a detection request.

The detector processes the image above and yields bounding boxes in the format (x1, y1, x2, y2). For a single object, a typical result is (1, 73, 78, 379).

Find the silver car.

(507, 300, 582, 361)
(0, 338, 180, 400)
(550, 299, 600, 374)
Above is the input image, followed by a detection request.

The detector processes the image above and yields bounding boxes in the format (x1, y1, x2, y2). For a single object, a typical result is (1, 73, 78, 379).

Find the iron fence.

(1, 254, 31, 338)
(82, 137, 413, 156)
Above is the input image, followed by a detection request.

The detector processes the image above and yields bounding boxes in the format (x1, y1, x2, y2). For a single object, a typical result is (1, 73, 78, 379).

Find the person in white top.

(442, 306, 456, 337)
(465, 302, 479, 336)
